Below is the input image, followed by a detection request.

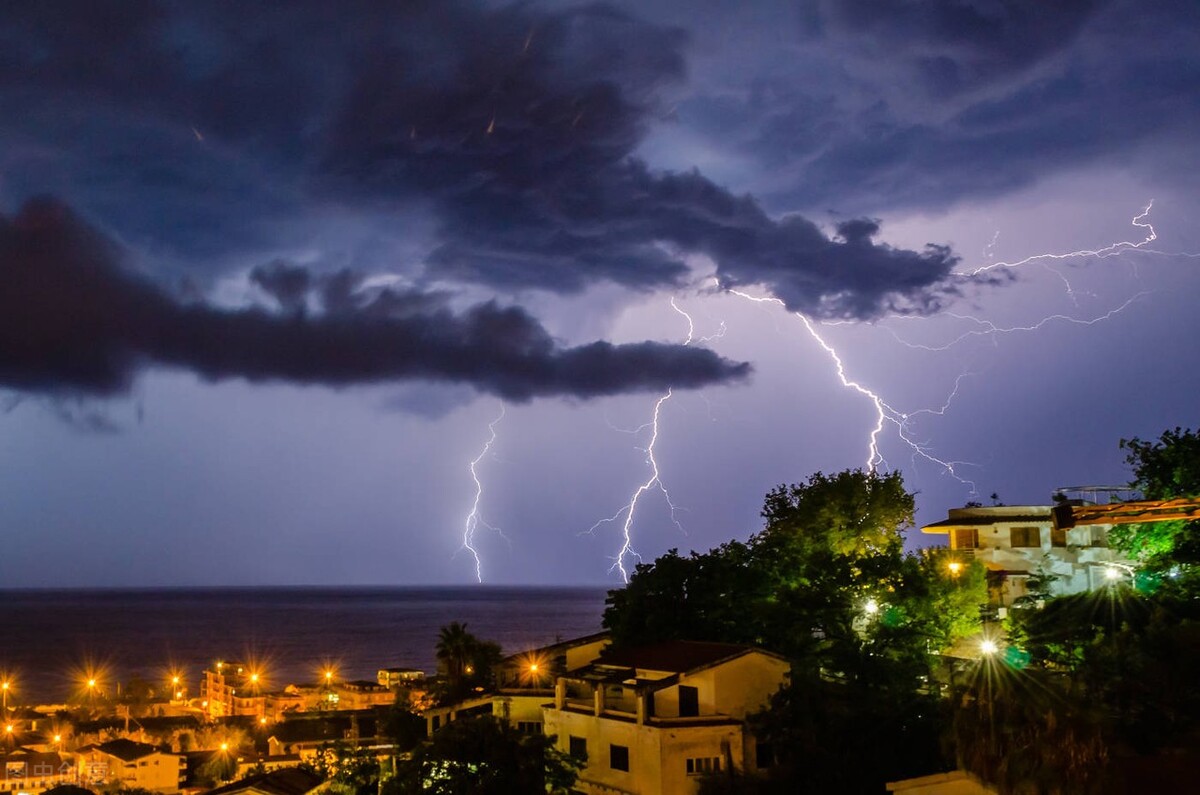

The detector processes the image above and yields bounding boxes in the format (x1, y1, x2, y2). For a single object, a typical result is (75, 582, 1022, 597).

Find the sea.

(0, 586, 610, 704)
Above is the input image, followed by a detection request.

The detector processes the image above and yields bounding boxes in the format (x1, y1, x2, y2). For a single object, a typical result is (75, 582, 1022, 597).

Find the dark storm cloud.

(679, 0, 1200, 213)
(318, 2, 967, 316)
(819, 0, 1104, 97)
(0, 199, 749, 400)
(0, 0, 972, 322)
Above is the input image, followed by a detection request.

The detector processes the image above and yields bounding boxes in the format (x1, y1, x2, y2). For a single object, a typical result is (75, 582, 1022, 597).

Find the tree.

(604, 469, 986, 790)
(434, 622, 503, 704)
(382, 691, 426, 753)
(303, 741, 378, 795)
(384, 716, 579, 795)
(1115, 427, 1200, 578)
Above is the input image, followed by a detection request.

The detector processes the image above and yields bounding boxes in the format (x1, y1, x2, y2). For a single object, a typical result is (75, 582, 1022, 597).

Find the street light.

(863, 598, 879, 616)
(948, 561, 963, 576)
(980, 639, 999, 656)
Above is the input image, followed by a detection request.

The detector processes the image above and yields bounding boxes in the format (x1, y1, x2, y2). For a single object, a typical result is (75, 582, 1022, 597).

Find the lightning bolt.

(964, 201, 1157, 276)
(587, 298, 704, 582)
(882, 292, 1151, 352)
(718, 201, 1187, 494)
(727, 288, 978, 490)
(462, 406, 505, 583)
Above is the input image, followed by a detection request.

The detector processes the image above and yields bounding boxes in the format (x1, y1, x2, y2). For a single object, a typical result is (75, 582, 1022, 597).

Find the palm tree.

(436, 622, 475, 684)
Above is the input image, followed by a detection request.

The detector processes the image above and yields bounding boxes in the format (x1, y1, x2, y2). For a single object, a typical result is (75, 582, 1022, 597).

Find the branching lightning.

(882, 292, 1150, 352)
(964, 201, 1158, 276)
(727, 289, 977, 490)
(719, 201, 1186, 498)
(587, 298, 706, 582)
(462, 406, 505, 584)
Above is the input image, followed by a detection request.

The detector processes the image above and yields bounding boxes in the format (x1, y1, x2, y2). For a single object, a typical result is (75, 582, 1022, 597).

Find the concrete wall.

(544, 708, 742, 795)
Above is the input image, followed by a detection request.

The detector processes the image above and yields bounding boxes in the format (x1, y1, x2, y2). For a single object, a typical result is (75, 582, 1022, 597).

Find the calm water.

(0, 586, 609, 703)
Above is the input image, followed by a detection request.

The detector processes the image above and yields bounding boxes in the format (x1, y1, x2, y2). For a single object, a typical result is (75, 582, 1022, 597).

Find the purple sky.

(2, 0, 1198, 586)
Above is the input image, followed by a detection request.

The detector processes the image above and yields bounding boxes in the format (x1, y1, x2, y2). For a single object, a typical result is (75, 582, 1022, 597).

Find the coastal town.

(3, 477, 1189, 795)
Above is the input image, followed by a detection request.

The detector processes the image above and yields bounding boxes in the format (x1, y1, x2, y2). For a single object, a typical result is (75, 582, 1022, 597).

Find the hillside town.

(5, 464, 1192, 795)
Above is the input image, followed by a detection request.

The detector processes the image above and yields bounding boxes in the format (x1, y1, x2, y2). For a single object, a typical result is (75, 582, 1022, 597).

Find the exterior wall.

(491, 692, 553, 732)
(0, 754, 74, 795)
(77, 750, 185, 793)
(928, 506, 1132, 606)
(563, 638, 611, 671)
(544, 708, 743, 795)
(887, 770, 998, 794)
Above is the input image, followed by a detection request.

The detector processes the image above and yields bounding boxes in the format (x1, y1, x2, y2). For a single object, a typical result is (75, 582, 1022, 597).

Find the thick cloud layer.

(0, 0, 970, 323)
(0, 199, 749, 400)
(675, 0, 1200, 212)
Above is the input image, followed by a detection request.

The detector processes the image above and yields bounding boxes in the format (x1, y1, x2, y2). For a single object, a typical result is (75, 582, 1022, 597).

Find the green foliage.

(750, 668, 948, 793)
(1116, 427, 1200, 576)
(950, 666, 1110, 795)
(382, 691, 427, 752)
(304, 741, 379, 795)
(605, 470, 984, 664)
(384, 716, 579, 795)
(196, 753, 237, 787)
(604, 469, 986, 791)
(434, 621, 503, 704)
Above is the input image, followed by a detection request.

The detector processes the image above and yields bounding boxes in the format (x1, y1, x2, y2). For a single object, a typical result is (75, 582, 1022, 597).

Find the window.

(755, 741, 774, 769)
(678, 685, 699, 717)
(516, 721, 543, 734)
(1051, 527, 1067, 547)
(951, 528, 979, 549)
(1011, 526, 1041, 547)
(609, 744, 629, 772)
(568, 736, 587, 762)
(686, 757, 722, 775)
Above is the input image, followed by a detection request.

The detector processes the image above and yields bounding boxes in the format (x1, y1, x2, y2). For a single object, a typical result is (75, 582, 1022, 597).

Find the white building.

(543, 640, 789, 795)
(922, 504, 1133, 606)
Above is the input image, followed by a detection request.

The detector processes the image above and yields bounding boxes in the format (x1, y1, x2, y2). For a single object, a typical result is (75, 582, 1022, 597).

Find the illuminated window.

(951, 529, 979, 549)
(610, 744, 629, 772)
(1011, 526, 1041, 547)
(686, 757, 722, 775)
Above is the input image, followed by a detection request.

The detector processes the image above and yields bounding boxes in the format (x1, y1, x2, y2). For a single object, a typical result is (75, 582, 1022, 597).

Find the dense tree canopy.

(604, 469, 986, 791)
(384, 716, 579, 795)
(433, 621, 503, 704)
(1114, 427, 1200, 578)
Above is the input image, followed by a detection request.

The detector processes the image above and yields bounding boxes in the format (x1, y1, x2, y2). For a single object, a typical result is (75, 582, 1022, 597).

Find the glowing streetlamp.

(1104, 566, 1123, 582)
(863, 598, 879, 616)
(948, 561, 963, 577)
(980, 639, 999, 656)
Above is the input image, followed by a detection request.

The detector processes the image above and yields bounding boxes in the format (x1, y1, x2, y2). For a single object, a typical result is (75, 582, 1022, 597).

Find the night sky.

(2, 0, 1198, 586)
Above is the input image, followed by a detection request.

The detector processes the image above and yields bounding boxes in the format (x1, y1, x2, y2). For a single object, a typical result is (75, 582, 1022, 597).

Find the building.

(542, 640, 789, 795)
(76, 739, 186, 793)
(922, 503, 1133, 607)
(202, 767, 324, 795)
(0, 750, 74, 795)
(376, 669, 423, 689)
(201, 663, 267, 721)
(490, 632, 613, 736)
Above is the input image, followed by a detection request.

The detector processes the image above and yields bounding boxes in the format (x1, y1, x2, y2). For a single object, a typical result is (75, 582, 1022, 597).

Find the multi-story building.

(76, 738, 186, 793)
(922, 502, 1133, 606)
(376, 668, 424, 689)
(543, 640, 789, 795)
(201, 662, 268, 720)
(0, 750, 74, 795)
